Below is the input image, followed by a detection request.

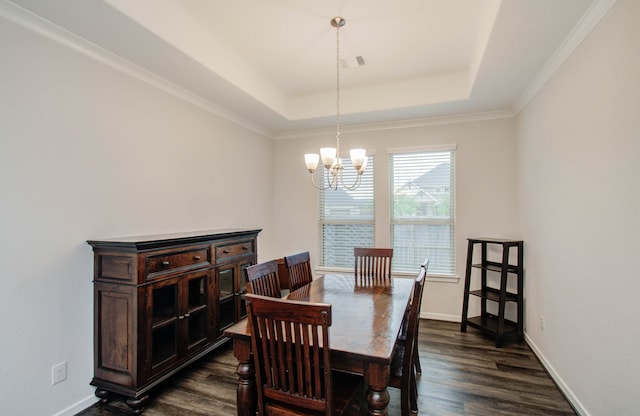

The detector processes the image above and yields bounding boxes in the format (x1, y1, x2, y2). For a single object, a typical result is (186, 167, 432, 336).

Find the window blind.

(319, 156, 374, 268)
(389, 149, 456, 274)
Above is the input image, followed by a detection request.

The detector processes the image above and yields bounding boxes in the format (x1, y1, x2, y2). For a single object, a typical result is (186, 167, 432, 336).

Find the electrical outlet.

(52, 362, 67, 385)
(539, 315, 545, 332)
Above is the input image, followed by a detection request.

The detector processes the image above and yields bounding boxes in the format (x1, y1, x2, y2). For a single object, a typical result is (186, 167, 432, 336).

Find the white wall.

(5, 1, 636, 415)
(0, 18, 274, 416)
(273, 116, 519, 321)
(516, 0, 640, 415)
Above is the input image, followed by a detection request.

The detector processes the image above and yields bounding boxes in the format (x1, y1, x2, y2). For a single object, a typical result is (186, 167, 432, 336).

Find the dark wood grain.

(245, 260, 281, 298)
(245, 294, 362, 416)
(77, 320, 576, 416)
(88, 229, 260, 413)
(283, 274, 413, 362)
(283, 251, 313, 291)
(227, 274, 415, 415)
(354, 248, 393, 284)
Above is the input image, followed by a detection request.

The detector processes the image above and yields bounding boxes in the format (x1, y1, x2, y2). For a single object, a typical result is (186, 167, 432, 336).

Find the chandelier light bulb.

(304, 153, 320, 173)
(320, 147, 337, 168)
(349, 148, 366, 170)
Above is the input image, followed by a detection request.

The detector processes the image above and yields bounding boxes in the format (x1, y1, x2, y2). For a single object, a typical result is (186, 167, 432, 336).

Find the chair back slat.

(246, 260, 282, 298)
(354, 248, 393, 285)
(245, 294, 333, 416)
(285, 251, 313, 291)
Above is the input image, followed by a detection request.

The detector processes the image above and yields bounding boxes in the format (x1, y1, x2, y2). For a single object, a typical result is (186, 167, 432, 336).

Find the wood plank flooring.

(76, 320, 576, 416)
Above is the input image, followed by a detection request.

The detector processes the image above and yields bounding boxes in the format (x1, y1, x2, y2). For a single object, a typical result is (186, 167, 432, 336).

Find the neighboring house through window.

(318, 145, 456, 276)
(319, 156, 374, 268)
(389, 146, 456, 275)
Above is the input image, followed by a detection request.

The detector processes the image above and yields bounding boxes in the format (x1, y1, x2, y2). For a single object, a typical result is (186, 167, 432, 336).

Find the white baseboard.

(52, 394, 97, 416)
(524, 333, 589, 416)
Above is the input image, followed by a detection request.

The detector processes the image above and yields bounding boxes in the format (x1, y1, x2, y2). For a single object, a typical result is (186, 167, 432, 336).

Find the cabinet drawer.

(146, 247, 210, 277)
(215, 241, 254, 261)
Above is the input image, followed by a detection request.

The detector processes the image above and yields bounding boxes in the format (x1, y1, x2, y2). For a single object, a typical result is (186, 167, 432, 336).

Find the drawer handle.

(184, 313, 190, 318)
(178, 315, 184, 320)
(194, 255, 201, 260)
(242, 246, 249, 250)
(223, 249, 230, 254)
(162, 261, 170, 266)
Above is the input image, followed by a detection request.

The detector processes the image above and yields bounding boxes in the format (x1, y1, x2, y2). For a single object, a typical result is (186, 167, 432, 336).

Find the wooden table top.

(224, 273, 414, 364)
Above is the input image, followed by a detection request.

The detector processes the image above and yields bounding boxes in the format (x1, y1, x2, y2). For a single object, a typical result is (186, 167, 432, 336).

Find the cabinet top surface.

(87, 228, 261, 249)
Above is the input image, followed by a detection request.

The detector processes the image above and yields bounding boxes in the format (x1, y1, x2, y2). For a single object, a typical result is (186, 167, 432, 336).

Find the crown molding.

(273, 109, 515, 140)
(0, 0, 273, 138)
(514, 0, 620, 114)
(4, 0, 615, 141)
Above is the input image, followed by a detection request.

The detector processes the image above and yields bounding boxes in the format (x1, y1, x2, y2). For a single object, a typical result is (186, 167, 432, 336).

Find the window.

(389, 147, 456, 275)
(319, 156, 374, 268)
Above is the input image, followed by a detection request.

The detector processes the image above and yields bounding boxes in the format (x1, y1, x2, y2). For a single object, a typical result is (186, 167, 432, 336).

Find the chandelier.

(304, 17, 367, 190)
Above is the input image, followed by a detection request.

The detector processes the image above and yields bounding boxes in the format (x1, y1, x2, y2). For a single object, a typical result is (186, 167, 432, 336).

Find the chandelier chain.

(335, 21, 341, 157)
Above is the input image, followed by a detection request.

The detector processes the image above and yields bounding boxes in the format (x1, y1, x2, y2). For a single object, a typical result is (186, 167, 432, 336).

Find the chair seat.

(265, 372, 363, 416)
(390, 343, 406, 386)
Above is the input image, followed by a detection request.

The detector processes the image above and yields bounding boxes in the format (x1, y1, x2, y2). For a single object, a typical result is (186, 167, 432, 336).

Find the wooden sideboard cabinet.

(88, 229, 261, 414)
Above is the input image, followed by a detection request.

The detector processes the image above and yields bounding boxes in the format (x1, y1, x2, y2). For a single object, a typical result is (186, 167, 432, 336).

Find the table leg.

(233, 338, 256, 416)
(365, 362, 391, 416)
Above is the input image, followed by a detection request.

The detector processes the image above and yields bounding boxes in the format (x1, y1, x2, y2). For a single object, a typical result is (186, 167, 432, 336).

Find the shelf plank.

(468, 237, 523, 245)
(464, 315, 519, 335)
(471, 261, 519, 273)
(468, 288, 518, 303)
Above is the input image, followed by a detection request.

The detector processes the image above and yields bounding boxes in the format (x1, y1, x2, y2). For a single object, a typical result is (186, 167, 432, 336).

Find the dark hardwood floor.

(76, 320, 576, 416)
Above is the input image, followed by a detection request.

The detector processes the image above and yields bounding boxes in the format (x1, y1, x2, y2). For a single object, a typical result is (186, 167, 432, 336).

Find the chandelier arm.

(309, 169, 331, 190)
(339, 171, 363, 191)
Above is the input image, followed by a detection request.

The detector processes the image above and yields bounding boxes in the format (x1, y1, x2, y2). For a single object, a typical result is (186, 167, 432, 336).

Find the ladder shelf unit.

(461, 238, 524, 347)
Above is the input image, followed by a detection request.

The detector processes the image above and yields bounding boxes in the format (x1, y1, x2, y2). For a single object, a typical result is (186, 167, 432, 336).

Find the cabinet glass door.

(218, 265, 236, 331)
(185, 273, 209, 351)
(150, 279, 178, 370)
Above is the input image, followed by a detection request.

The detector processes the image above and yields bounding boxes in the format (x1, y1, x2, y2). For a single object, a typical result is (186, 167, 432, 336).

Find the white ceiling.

(6, 0, 601, 136)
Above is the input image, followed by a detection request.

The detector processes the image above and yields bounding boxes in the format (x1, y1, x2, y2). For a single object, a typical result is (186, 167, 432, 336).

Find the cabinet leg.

(126, 395, 149, 415)
(94, 388, 110, 404)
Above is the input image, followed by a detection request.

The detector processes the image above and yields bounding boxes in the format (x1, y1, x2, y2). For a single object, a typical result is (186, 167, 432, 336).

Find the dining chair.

(284, 251, 313, 291)
(245, 260, 282, 298)
(275, 258, 291, 291)
(390, 264, 426, 416)
(354, 247, 393, 285)
(414, 258, 429, 374)
(244, 294, 363, 416)
(399, 258, 429, 375)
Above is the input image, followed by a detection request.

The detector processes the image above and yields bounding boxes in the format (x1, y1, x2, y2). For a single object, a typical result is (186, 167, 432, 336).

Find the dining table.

(223, 273, 415, 416)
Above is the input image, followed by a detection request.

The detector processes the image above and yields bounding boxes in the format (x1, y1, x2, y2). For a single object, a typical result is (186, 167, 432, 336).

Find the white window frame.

(388, 144, 457, 279)
(317, 155, 375, 273)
